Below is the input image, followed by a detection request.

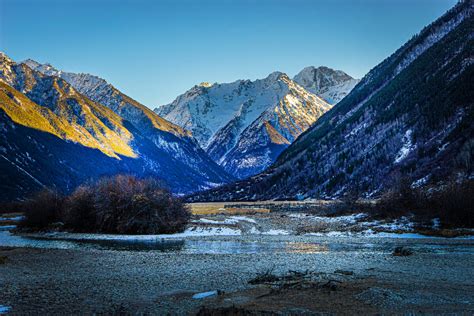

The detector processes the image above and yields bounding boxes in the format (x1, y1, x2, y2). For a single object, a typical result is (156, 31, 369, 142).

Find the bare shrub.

(374, 178, 473, 228)
(248, 268, 279, 284)
(19, 175, 191, 234)
(63, 185, 96, 232)
(19, 189, 64, 229)
(374, 177, 426, 219)
(88, 175, 190, 234)
(432, 180, 474, 228)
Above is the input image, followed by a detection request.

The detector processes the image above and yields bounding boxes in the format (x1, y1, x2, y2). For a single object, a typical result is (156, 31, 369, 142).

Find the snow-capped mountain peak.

(23, 59, 63, 77)
(156, 70, 332, 178)
(293, 66, 359, 104)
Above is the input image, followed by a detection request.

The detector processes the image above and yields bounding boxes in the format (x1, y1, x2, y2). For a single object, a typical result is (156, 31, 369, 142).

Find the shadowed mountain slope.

(22, 59, 232, 186)
(0, 54, 232, 201)
(190, 0, 474, 201)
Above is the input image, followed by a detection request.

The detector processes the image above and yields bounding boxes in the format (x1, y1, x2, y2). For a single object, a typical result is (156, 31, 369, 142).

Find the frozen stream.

(1, 212, 473, 255)
(1, 230, 473, 255)
(1, 214, 473, 314)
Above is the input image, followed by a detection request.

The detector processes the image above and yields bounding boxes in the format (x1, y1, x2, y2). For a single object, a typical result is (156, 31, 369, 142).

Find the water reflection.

(1, 232, 332, 254)
(285, 242, 329, 254)
(0, 231, 473, 255)
(0, 231, 185, 252)
(34, 236, 186, 252)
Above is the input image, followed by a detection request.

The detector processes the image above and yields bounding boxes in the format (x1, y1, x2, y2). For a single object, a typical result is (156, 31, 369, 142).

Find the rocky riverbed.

(0, 212, 473, 314)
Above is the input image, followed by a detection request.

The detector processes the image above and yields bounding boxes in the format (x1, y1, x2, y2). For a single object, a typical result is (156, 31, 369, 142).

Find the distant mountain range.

(155, 68, 356, 178)
(190, 0, 474, 201)
(3, 1, 467, 203)
(0, 53, 233, 201)
(22, 59, 231, 184)
(1, 51, 358, 200)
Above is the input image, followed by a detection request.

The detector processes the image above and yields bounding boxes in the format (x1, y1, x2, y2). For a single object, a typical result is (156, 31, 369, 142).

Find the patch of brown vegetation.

(189, 203, 270, 215)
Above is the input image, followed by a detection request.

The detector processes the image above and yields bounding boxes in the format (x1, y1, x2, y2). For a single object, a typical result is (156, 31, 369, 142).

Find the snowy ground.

(2, 212, 472, 248)
(182, 212, 472, 239)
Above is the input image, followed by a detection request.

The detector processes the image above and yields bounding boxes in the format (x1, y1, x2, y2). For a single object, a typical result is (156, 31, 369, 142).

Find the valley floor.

(0, 211, 473, 314)
(1, 235, 474, 315)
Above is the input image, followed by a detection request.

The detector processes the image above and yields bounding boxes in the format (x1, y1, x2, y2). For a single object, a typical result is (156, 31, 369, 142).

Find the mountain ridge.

(155, 70, 343, 178)
(189, 0, 474, 201)
(22, 59, 190, 138)
(0, 53, 233, 201)
(21, 58, 233, 186)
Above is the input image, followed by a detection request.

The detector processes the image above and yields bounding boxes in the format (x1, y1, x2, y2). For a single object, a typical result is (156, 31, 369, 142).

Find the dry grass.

(188, 202, 270, 215)
(188, 200, 341, 215)
(0, 212, 23, 218)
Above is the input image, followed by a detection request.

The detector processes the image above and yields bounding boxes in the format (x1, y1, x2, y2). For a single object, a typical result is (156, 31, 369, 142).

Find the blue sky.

(0, 0, 457, 107)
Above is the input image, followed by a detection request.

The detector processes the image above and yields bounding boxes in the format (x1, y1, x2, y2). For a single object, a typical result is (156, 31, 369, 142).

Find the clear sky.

(0, 0, 458, 108)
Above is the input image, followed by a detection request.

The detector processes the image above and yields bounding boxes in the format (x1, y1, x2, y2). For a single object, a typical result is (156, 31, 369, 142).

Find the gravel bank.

(1, 234, 474, 314)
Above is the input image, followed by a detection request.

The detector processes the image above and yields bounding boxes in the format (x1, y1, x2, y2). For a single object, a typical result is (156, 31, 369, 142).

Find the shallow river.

(1, 229, 473, 255)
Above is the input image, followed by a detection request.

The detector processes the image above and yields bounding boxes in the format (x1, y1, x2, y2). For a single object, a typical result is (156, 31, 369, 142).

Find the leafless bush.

(432, 180, 474, 228)
(93, 175, 190, 234)
(20, 175, 191, 234)
(19, 189, 64, 229)
(63, 185, 96, 232)
(376, 178, 425, 217)
(374, 178, 473, 228)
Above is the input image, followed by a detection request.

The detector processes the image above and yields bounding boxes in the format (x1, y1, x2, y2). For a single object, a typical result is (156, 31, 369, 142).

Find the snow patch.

(289, 213, 367, 224)
(412, 176, 429, 188)
(432, 218, 441, 230)
(194, 218, 221, 224)
(261, 229, 290, 235)
(226, 216, 257, 224)
(192, 290, 218, 299)
(0, 216, 24, 222)
(44, 227, 243, 241)
(394, 129, 416, 163)
(376, 217, 414, 231)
